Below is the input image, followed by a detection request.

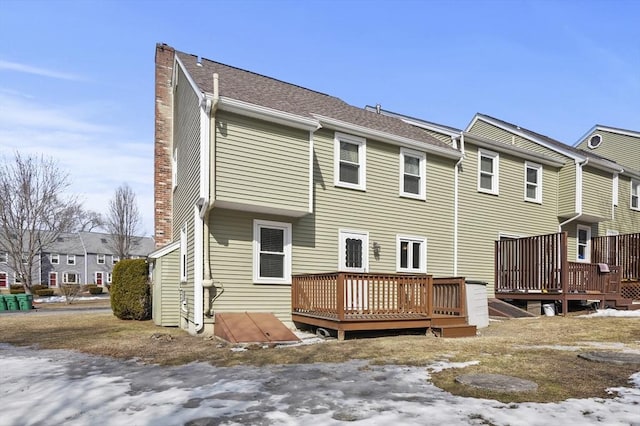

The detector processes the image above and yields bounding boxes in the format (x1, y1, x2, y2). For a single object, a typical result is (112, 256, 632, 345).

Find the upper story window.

(632, 180, 640, 211)
(396, 235, 427, 273)
(334, 132, 366, 191)
(21, 253, 28, 264)
(400, 148, 426, 200)
(524, 162, 542, 203)
(0, 252, 7, 263)
(50, 253, 59, 264)
(67, 254, 76, 265)
(478, 149, 499, 195)
(112, 255, 120, 264)
(253, 220, 292, 284)
(97, 254, 105, 265)
(587, 134, 602, 149)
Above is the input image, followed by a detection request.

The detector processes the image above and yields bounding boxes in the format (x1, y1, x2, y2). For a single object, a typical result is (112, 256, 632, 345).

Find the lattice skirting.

(621, 281, 640, 300)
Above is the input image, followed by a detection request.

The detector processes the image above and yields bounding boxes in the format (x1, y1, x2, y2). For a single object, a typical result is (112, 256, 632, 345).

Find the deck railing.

(566, 262, 620, 294)
(592, 233, 640, 281)
(292, 273, 466, 320)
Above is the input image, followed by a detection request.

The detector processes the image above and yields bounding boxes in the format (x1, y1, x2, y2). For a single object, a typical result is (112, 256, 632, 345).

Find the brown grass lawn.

(1, 300, 639, 403)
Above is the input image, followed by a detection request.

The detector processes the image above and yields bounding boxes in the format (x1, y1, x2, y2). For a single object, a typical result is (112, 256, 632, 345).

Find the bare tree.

(105, 183, 142, 259)
(0, 152, 80, 293)
(73, 208, 104, 232)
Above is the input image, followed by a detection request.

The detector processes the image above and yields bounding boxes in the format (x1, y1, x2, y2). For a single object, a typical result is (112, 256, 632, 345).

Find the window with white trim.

(107, 273, 112, 283)
(632, 179, 640, 211)
(253, 220, 292, 284)
(180, 224, 187, 282)
(577, 225, 591, 263)
(67, 254, 76, 265)
(63, 272, 79, 284)
(14, 273, 23, 284)
(97, 254, 105, 265)
(339, 230, 369, 273)
(0, 252, 6, 263)
(21, 253, 28, 264)
(334, 132, 366, 190)
(112, 255, 120, 264)
(50, 253, 59, 264)
(400, 148, 426, 200)
(478, 149, 499, 195)
(396, 235, 427, 273)
(524, 162, 542, 203)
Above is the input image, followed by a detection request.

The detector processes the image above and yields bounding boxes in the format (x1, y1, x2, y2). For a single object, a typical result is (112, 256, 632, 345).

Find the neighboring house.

(0, 231, 155, 291)
(152, 44, 465, 335)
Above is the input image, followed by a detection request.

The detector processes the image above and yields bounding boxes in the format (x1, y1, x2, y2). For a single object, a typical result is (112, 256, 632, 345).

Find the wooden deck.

(291, 273, 476, 339)
(495, 232, 640, 314)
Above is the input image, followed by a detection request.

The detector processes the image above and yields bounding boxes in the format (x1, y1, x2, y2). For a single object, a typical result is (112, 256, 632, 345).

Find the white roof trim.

(175, 56, 206, 104)
(313, 114, 462, 160)
(462, 132, 565, 167)
(400, 118, 460, 137)
(574, 125, 640, 147)
(216, 97, 320, 132)
(148, 241, 179, 259)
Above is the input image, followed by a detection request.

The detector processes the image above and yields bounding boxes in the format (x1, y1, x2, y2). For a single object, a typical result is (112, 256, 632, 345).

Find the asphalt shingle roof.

(174, 48, 457, 153)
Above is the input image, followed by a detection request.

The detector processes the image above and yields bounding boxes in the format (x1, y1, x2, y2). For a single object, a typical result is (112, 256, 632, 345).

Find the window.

(339, 230, 369, 273)
(97, 254, 105, 265)
(50, 253, 59, 264)
(63, 272, 79, 284)
(400, 148, 426, 200)
(0, 272, 7, 287)
(95, 272, 104, 286)
(180, 224, 187, 282)
(112, 255, 120, 264)
(21, 253, 28, 264)
(524, 162, 542, 203)
(588, 134, 602, 149)
(632, 180, 640, 211)
(14, 274, 23, 284)
(253, 220, 292, 284)
(172, 148, 178, 189)
(478, 149, 499, 195)
(334, 132, 366, 190)
(107, 273, 112, 284)
(396, 235, 427, 273)
(577, 225, 591, 263)
(49, 272, 57, 287)
(67, 254, 76, 265)
(0, 252, 6, 263)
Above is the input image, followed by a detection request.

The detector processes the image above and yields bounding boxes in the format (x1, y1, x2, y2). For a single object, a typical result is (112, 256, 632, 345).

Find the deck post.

(337, 273, 345, 321)
(561, 232, 569, 316)
(426, 275, 433, 316)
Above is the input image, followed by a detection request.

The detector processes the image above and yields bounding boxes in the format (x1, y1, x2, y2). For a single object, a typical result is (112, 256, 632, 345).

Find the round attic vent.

(588, 134, 602, 149)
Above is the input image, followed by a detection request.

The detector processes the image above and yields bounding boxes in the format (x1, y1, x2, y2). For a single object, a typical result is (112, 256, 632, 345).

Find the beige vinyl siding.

(596, 175, 640, 235)
(152, 249, 180, 326)
(558, 163, 577, 217)
(422, 129, 454, 144)
(172, 67, 201, 328)
(214, 111, 309, 214)
(581, 166, 612, 221)
(469, 120, 567, 160)
(457, 143, 560, 294)
(209, 127, 457, 322)
(577, 130, 640, 171)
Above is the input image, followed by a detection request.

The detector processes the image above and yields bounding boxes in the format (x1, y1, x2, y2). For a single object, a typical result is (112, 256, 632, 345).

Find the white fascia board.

(313, 114, 462, 160)
(462, 132, 565, 168)
(175, 56, 206, 104)
(573, 125, 598, 147)
(401, 118, 460, 138)
(148, 241, 180, 259)
(576, 125, 640, 146)
(216, 97, 320, 131)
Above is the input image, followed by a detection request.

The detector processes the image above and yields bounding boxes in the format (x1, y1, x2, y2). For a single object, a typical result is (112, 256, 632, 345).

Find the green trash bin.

(17, 294, 33, 311)
(5, 294, 19, 311)
(0, 295, 7, 311)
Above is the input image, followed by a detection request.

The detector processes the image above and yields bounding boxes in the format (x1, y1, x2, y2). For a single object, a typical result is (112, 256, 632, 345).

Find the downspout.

(453, 132, 465, 276)
(79, 233, 88, 285)
(201, 73, 219, 324)
(558, 158, 588, 231)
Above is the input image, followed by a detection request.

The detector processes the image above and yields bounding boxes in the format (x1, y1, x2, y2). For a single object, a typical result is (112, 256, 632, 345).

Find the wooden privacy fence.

(592, 233, 640, 281)
(291, 273, 466, 320)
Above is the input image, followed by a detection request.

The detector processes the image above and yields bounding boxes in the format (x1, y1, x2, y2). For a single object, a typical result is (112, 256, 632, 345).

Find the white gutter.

(313, 114, 462, 160)
(79, 233, 88, 285)
(216, 97, 320, 132)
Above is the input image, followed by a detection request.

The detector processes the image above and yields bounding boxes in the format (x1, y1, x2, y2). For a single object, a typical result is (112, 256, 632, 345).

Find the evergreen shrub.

(110, 259, 151, 320)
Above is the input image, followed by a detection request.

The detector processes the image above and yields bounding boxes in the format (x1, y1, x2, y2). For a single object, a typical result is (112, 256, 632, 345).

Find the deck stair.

(430, 316, 477, 338)
(488, 298, 537, 318)
(604, 297, 640, 311)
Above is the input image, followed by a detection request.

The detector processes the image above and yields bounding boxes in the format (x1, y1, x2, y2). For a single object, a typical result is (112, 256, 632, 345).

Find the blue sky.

(1, 0, 639, 236)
